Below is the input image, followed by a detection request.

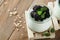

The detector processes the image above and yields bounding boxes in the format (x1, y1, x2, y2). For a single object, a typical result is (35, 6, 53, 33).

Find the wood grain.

(9, 0, 33, 40)
(0, 0, 60, 40)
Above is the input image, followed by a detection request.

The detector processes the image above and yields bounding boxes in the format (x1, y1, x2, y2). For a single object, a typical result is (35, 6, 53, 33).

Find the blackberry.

(34, 13, 40, 21)
(31, 5, 50, 21)
(45, 10, 50, 18)
(39, 16, 43, 21)
(33, 5, 42, 11)
(30, 11, 35, 18)
(40, 19, 43, 21)
(30, 11, 40, 21)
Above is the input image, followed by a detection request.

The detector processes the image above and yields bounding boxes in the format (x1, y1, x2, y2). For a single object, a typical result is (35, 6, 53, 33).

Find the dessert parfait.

(53, 0, 60, 23)
(25, 5, 52, 32)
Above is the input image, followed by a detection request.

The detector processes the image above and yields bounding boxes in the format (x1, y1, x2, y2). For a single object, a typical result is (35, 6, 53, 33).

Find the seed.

(13, 11, 18, 15)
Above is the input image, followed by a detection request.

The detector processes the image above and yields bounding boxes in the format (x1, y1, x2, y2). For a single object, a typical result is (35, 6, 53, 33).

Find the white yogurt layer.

(25, 9, 52, 32)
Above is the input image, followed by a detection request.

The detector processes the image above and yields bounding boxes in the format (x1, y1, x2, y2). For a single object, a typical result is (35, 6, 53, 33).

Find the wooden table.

(0, 0, 60, 40)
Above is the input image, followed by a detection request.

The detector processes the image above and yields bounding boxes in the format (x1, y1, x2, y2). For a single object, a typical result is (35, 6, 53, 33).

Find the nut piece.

(14, 22, 20, 26)
(9, 12, 13, 16)
(20, 25, 22, 27)
(16, 28, 19, 31)
(17, 15, 21, 19)
(10, 12, 13, 14)
(13, 11, 18, 15)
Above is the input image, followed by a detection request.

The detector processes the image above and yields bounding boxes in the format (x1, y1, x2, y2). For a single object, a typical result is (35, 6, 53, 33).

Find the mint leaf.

(41, 6, 48, 11)
(37, 11, 42, 15)
(41, 12, 46, 18)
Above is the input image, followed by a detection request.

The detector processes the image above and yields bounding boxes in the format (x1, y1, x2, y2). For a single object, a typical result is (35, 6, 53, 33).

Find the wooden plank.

(9, 0, 34, 40)
(0, 0, 20, 40)
(9, 0, 55, 40)
(0, 0, 10, 25)
(0, 0, 20, 24)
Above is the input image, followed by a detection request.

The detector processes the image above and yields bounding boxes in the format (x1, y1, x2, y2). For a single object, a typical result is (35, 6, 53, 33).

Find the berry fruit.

(33, 5, 42, 11)
(30, 11, 35, 18)
(34, 13, 40, 21)
(45, 10, 50, 18)
(30, 5, 50, 21)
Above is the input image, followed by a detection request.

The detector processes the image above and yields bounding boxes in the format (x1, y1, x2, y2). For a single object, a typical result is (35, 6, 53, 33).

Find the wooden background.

(0, 0, 60, 40)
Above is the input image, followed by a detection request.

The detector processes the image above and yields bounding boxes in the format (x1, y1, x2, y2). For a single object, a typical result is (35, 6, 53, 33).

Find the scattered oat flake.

(16, 23, 20, 26)
(16, 28, 19, 31)
(14, 23, 19, 26)
(10, 12, 13, 14)
(20, 25, 22, 27)
(13, 11, 17, 15)
(17, 15, 21, 19)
